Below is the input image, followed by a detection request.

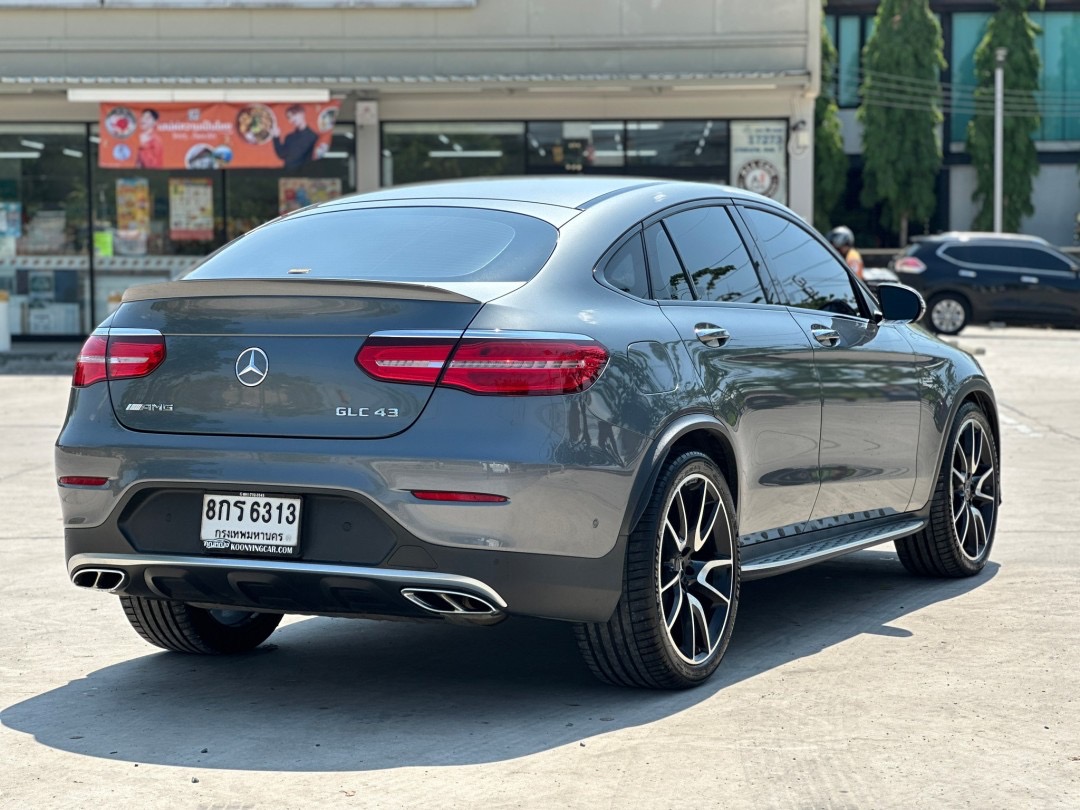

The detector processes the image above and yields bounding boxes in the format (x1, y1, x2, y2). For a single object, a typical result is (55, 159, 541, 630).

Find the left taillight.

(73, 332, 166, 388)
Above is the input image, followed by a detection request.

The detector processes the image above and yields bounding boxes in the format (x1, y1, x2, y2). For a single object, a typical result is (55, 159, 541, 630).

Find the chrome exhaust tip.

(401, 588, 502, 616)
(71, 567, 127, 593)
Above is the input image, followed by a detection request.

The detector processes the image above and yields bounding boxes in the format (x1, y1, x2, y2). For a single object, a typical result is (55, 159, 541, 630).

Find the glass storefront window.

(625, 120, 729, 171)
(381, 122, 525, 186)
(1032, 11, 1080, 142)
(526, 121, 624, 172)
(950, 12, 991, 144)
(225, 127, 356, 240)
(837, 15, 862, 108)
(0, 125, 91, 336)
(89, 125, 355, 324)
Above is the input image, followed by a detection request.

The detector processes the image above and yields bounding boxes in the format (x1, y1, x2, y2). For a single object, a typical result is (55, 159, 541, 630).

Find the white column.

(354, 100, 381, 193)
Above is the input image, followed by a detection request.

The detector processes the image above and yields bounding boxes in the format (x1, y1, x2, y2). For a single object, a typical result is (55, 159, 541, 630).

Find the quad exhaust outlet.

(71, 567, 127, 592)
(401, 588, 502, 616)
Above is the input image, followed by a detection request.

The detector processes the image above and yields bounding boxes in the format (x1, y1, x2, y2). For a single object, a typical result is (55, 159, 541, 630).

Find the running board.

(741, 518, 925, 581)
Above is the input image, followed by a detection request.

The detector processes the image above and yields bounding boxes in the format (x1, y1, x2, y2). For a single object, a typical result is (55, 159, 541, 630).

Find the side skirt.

(740, 518, 925, 581)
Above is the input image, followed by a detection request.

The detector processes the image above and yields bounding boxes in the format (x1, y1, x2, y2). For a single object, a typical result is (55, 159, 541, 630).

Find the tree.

(857, 0, 945, 246)
(966, 0, 1043, 233)
(814, 1, 848, 233)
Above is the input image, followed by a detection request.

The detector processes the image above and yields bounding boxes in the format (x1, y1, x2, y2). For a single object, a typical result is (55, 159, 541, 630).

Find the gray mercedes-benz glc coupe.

(56, 177, 1000, 689)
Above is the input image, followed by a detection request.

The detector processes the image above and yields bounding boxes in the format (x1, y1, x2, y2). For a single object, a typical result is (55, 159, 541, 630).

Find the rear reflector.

(893, 257, 927, 274)
(73, 332, 166, 388)
(357, 336, 608, 396)
(58, 476, 109, 487)
(411, 490, 508, 503)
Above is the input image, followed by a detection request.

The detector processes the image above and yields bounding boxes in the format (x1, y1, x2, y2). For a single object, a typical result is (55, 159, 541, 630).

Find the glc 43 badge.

(335, 407, 400, 417)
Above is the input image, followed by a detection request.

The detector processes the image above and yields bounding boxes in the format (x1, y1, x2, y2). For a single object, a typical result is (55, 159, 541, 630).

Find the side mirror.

(876, 282, 925, 324)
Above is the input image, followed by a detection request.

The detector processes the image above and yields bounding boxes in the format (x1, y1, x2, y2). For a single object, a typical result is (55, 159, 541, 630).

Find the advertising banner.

(729, 121, 788, 205)
(278, 178, 342, 215)
(169, 177, 215, 241)
(98, 100, 341, 170)
(115, 178, 151, 255)
(0, 202, 21, 239)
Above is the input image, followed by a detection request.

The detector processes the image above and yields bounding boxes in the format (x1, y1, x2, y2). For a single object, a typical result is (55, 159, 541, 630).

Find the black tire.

(926, 292, 971, 335)
(120, 596, 282, 654)
(575, 451, 740, 689)
(896, 402, 999, 577)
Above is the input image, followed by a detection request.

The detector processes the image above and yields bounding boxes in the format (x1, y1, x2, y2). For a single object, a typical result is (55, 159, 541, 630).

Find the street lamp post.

(993, 47, 1007, 234)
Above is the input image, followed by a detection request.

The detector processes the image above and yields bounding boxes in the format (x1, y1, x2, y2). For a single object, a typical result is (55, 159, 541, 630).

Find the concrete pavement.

(1, 326, 1077, 809)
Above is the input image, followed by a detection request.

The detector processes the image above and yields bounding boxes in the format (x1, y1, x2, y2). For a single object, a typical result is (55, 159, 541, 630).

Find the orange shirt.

(136, 133, 164, 169)
(845, 247, 865, 278)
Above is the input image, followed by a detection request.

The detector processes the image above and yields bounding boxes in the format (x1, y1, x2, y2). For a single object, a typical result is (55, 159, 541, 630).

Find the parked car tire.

(926, 292, 971, 335)
(895, 402, 998, 577)
(575, 451, 740, 689)
(120, 596, 282, 654)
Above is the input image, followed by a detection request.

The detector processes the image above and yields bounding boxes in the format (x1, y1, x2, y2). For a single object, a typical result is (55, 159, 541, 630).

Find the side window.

(942, 245, 1005, 266)
(742, 207, 861, 316)
(663, 206, 767, 303)
(644, 223, 694, 300)
(945, 244, 1072, 273)
(601, 232, 650, 298)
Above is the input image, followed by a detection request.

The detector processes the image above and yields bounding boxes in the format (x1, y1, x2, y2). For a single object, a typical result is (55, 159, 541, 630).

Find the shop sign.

(169, 178, 215, 241)
(729, 120, 788, 206)
(98, 100, 341, 170)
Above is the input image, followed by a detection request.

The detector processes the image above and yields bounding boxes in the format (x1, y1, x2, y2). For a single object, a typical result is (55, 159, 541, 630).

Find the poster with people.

(98, 100, 341, 170)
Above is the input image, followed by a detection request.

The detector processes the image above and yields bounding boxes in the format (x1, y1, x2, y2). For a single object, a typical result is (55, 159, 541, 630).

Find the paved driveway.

(1, 326, 1077, 808)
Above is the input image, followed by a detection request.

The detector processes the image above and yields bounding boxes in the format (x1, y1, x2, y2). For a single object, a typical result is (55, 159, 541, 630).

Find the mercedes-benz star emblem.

(235, 347, 269, 387)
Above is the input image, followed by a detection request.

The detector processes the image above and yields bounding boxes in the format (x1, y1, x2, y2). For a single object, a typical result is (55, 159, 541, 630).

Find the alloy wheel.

(931, 298, 966, 333)
(657, 473, 735, 665)
(950, 418, 997, 561)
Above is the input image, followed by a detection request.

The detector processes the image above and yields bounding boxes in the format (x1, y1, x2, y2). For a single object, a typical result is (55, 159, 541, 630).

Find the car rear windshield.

(183, 206, 559, 283)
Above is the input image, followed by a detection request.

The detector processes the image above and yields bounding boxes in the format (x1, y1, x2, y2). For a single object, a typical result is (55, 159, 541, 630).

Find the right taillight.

(893, 256, 927, 274)
(356, 334, 608, 396)
(72, 332, 166, 388)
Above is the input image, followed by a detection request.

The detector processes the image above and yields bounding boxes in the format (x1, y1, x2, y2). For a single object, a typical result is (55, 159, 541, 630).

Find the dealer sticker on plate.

(200, 492, 301, 556)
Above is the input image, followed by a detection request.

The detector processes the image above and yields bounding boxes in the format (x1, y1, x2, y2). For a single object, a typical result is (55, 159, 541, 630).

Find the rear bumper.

(63, 502, 628, 624)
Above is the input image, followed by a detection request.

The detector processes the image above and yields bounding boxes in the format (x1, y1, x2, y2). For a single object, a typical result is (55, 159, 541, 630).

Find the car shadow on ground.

(2, 550, 997, 772)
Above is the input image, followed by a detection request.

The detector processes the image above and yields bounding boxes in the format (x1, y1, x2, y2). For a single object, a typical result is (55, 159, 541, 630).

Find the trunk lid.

(106, 279, 490, 439)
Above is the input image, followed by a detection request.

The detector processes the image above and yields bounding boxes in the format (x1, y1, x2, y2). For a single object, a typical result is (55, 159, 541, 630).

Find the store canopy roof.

(1, 70, 810, 97)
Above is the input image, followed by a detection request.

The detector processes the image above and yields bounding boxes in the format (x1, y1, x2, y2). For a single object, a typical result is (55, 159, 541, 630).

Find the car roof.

(913, 231, 1051, 246)
(317, 176, 770, 213)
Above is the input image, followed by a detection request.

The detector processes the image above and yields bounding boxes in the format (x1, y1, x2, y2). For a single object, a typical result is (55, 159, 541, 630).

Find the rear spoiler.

(121, 277, 522, 305)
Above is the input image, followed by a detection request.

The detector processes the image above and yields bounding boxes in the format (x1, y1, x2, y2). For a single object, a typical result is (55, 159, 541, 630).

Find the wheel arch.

(619, 413, 740, 539)
(935, 378, 1001, 503)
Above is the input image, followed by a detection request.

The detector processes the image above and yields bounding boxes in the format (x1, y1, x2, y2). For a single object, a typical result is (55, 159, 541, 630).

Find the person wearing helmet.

(828, 226, 865, 278)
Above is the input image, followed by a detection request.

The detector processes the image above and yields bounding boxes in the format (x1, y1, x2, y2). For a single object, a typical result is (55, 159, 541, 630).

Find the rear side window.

(944, 244, 1073, 273)
(602, 234, 650, 298)
(644, 223, 694, 301)
(742, 207, 861, 316)
(663, 206, 766, 303)
(184, 207, 559, 283)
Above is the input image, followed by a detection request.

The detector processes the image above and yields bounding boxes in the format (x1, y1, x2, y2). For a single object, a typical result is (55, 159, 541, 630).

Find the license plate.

(200, 492, 301, 556)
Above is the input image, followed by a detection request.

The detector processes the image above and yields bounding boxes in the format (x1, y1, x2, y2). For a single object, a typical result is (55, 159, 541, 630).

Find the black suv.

(890, 232, 1080, 334)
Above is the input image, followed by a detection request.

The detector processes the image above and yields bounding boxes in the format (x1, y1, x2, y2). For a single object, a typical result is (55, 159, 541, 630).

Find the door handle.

(811, 326, 841, 348)
(694, 324, 730, 348)
(1021, 275, 1039, 284)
